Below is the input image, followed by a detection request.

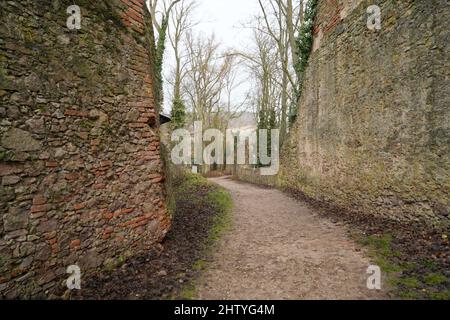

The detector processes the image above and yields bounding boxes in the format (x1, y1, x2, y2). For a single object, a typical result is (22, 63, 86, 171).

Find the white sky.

(195, 0, 259, 49)
(162, 0, 260, 113)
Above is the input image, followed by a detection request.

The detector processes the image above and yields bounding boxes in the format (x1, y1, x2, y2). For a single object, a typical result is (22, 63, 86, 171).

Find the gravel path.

(196, 177, 387, 300)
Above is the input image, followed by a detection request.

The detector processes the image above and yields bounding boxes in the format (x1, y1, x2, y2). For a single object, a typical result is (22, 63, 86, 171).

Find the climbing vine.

(289, 0, 319, 125)
(295, 0, 319, 79)
(290, 0, 319, 124)
(170, 97, 186, 129)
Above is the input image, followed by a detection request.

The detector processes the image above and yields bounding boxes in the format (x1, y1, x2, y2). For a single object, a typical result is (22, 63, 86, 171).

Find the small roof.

(159, 113, 171, 125)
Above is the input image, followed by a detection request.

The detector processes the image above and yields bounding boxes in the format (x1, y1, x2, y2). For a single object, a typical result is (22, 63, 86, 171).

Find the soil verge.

(72, 172, 231, 300)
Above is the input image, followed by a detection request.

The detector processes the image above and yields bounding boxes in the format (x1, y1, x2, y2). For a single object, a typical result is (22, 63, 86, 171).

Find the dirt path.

(195, 177, 387, 300)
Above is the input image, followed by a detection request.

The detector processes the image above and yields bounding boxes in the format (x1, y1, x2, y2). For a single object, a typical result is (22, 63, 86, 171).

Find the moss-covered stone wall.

(279, 0, 449, 226)
(0, 0, 171, 298)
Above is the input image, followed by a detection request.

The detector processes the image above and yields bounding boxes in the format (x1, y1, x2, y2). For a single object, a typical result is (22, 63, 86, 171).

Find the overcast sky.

(162, 0, 260, 113)
(194, 0, 259, 49)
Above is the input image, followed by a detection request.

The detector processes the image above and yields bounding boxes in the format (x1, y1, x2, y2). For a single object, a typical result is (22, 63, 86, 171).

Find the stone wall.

(232, 166, 277, 187)
(279, 0, 449, 225)
(0, 0, 171, 298)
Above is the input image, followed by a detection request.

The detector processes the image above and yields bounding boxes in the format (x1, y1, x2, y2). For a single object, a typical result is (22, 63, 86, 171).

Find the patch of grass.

(171, 170, 233, 300)
(207, 188, 233, 242)
(358, 233, 409, 296)
(207, 188, 233, 214)
(182, 172, 210, 189)
(192, 259, 207, 271)
(359, 234, 399, 257)
(398, 290, 421, 300)
(373, 256, 402, 273)
(429, 290, 450, 300)
(358, 233, 450, 300)
(172, 172, 209, 199)
(358, 234, 403, 273)
(390, 277, 421, 288)
(424, 273, 447, 286)
(179, 283, 197, 300)
(422, 259, 438, 271)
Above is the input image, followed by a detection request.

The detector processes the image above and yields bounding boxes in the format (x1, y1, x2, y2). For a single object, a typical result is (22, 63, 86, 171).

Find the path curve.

(195, 177, 387, 300)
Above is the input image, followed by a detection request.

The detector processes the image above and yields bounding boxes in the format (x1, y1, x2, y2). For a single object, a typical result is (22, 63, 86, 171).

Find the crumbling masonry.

(0, 0, 171, 298)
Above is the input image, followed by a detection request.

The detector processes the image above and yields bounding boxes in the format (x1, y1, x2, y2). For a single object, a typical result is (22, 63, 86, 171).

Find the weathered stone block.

(3, 208, 28, 232)
(1, 128, 41, 152)
(2, 175, 20, 186)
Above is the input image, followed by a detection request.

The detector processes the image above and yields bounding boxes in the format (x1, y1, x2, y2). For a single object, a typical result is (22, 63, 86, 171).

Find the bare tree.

(239, 0, 304, 143)
(182, 33, 245, 130)
(146, 0, 182, 39)
(167, 0, 197, 103)
(284, 0, 304, 81)
(245, 28, 281, 128)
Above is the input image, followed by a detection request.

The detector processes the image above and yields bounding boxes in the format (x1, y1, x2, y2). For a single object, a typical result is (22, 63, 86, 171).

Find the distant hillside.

(228, 112, 257, 130)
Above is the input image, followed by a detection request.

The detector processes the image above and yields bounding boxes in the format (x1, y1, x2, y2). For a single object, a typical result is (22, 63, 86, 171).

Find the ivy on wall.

(290, 0, 319, 124)
(295, 0, 319, 78)
(170, 97, 186, 129)
(155, 17, 169, 99)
